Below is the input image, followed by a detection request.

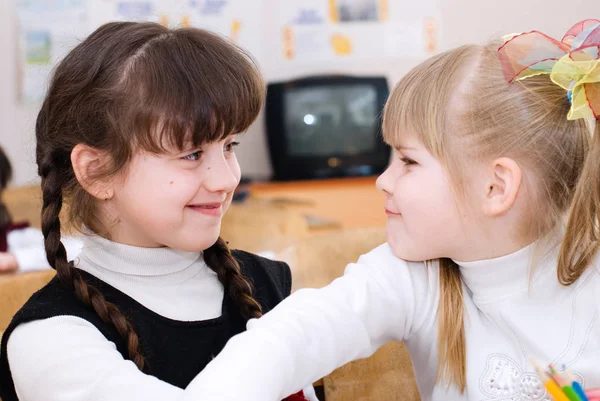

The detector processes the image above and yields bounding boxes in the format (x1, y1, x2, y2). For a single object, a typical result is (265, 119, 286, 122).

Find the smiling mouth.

(385, 208, 401, 216)
(187, 203, 223, 216)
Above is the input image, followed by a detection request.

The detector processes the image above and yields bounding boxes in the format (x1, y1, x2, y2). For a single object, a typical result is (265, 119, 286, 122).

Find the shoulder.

(354, 243, 435, 285)
(231, 250, 292, 308)
(351, 243, 440, 334)
(11, 276, 81, 320)
(0, 276, 117, 401)
(3, 273, 120, 346)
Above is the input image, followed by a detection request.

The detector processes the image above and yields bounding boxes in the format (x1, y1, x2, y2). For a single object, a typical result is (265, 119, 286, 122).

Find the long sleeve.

(8, 316, 183, 401)
(8, 305, 321, 401)
(183, 243, 437, 401)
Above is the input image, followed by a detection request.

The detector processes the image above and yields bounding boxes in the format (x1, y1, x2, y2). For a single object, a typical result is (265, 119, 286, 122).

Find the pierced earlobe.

(102, 190, 113, 201)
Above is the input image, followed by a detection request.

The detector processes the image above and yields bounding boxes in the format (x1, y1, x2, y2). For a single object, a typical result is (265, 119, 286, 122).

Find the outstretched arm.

(184, 244, 433, 401)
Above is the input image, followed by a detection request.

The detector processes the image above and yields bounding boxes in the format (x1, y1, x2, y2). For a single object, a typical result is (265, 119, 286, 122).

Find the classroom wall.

(1, 0, 598, 186)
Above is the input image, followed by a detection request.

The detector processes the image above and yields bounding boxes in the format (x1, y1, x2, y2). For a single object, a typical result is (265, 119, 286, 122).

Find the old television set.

(265, 75, 390, 181)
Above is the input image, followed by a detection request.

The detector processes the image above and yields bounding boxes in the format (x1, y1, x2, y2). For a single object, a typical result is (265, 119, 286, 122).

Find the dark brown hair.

(36, 21, 265, 371)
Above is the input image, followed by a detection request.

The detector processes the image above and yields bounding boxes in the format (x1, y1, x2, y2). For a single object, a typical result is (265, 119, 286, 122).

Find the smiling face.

(98, 136, 241, 251)
(376, 135, 475, 261)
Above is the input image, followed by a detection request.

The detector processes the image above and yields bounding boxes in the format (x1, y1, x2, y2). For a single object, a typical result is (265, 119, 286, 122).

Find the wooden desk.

(248, 176, 386, 232)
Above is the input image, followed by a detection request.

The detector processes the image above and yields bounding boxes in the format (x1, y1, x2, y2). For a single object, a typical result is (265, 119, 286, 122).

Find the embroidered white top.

(182, 241, 600, 401)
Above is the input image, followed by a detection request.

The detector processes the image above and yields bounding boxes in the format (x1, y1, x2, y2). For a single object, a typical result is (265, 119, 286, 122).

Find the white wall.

(1, 0, 598, 186)
(1, 0, 39, 187)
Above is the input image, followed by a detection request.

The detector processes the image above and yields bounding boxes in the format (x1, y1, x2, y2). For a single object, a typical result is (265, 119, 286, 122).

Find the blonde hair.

(382, 43, 596, 392)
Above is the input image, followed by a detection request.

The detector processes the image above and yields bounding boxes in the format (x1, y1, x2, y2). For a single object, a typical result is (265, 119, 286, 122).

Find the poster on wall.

(276, 0, 440, 63)
(333, 0, 386, 22)
(16, 0, 265, 104)
(15, 0, 89, 103)
(278, 1, 330, 61)
(186, 0, 264, 61)
(88, 0, 262, 53)
(14, 0, 439, 103)
(88, 0, 264, 61)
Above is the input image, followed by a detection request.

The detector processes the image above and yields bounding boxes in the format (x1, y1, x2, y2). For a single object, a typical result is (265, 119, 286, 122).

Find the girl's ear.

(481, 157, 522, 217)
(71, 144, 114, 200)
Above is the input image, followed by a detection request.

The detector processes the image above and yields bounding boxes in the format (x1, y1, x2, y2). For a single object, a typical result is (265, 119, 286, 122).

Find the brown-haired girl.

(183, 20, 600, 401)
(0, 22, 315, 401)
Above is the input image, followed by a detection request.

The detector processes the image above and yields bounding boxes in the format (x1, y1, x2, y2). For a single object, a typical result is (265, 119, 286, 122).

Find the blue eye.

(182, 151, 202, 161)
(225, 141, 240, 152)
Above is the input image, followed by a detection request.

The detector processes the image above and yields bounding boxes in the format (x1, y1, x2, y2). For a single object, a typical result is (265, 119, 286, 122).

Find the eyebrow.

(395, 145, 418, 151)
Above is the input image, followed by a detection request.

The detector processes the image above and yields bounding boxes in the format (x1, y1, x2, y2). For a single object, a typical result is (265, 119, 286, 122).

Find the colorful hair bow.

(498, 19, 600, 120)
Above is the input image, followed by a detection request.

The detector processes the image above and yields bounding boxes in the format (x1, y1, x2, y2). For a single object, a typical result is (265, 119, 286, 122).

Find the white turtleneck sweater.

(181, 241, 600, 401)
(6, 235, 317, 401)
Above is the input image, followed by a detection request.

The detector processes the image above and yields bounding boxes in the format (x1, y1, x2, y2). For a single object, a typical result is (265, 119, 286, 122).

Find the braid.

(39, 154, 146, 371)
(204, 237, 263, 320)
(70, 271, 145, 370)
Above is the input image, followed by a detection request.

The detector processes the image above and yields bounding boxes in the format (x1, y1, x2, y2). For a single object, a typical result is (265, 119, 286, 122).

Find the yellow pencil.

(534, 365, 571, 401)
(548, 365, 581, 401)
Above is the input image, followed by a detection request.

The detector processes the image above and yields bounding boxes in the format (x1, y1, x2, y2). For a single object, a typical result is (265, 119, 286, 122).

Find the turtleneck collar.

(78, 234, 202, 277)
(453, 240, 558, 304)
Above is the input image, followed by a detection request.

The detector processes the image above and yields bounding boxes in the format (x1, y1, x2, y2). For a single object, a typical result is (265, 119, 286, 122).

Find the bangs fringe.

(118, 27, 265, 153)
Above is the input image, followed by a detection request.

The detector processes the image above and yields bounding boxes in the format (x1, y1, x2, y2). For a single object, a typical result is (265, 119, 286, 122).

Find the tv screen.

(265, 75, 390, 181)
(284, 84, 378, 157)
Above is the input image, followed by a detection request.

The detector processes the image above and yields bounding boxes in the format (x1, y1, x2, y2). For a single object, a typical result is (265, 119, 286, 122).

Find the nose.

(203, 154, 239, 195)
(376, 163, 394, 197)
